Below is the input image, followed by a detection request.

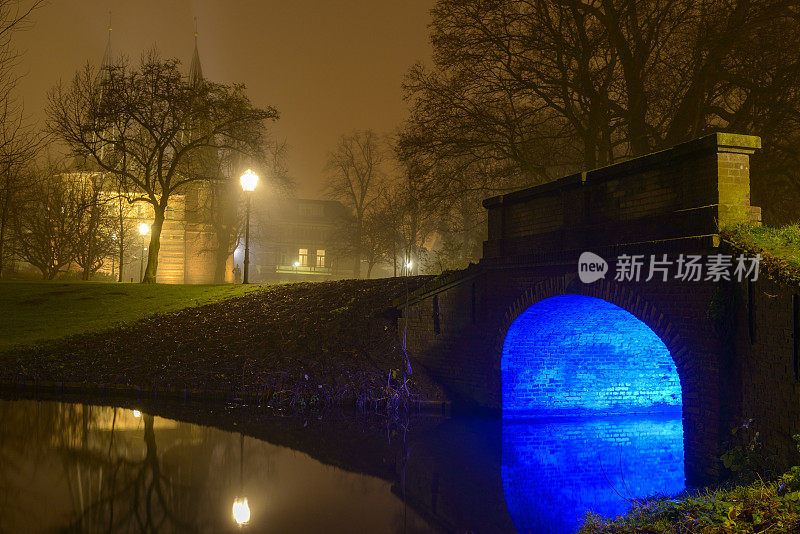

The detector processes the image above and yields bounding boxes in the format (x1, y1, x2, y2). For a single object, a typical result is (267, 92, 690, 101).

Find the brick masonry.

(398, 133, 800, 485)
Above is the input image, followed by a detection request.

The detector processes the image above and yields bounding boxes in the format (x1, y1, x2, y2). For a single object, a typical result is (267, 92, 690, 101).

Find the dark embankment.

(0, 277, 447, 411)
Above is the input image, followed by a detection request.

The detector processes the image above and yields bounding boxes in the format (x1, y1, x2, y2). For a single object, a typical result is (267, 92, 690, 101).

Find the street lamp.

(232, 433, 250, 526)
(406, 260, 413, 276)
(138, 223, 150, 283)
(240, 169, 259, 284)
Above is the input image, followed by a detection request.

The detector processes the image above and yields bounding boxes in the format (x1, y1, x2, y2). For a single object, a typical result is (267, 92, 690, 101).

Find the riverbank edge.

(0, 278, 451, 415)
(0, 379, 451, 415)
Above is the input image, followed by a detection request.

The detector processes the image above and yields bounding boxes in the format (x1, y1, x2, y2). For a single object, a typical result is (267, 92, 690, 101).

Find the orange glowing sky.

(14, 0, 434, 196)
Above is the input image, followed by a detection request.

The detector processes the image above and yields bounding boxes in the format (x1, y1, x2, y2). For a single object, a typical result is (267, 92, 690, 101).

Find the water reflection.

(0, 400, 432, 533)
(0, 399, 687, 533)
(502, 414, 685, 534)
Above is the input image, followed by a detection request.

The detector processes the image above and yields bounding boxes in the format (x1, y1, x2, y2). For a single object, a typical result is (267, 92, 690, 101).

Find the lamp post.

(232, 433, 250, 527)
(138, 223, 150, 283)
(240, 169, 259, 284)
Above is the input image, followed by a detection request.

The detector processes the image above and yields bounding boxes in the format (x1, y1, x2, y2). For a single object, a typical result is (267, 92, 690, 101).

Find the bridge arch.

(497, 275, 690, 417)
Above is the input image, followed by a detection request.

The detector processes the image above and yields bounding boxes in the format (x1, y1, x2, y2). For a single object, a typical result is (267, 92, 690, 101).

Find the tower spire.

(101, 11, 112, 69)
(189, 16, 204, 86)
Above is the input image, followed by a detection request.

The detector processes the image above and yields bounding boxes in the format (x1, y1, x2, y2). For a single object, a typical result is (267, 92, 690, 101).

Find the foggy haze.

(13, 0, 434, 196)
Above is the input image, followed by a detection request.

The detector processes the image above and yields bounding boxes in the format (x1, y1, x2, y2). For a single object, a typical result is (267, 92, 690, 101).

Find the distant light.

(240, 169, 259, 192)
(406, 261, 413, 269)
(138, 223, 150, 236)
(232, 497, 250, 525)
(132, 410, 141, 418)
(294, 261, 300, 267)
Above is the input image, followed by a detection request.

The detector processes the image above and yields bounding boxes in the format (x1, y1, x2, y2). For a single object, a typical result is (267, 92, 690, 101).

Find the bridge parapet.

(482, 132, 761, 261)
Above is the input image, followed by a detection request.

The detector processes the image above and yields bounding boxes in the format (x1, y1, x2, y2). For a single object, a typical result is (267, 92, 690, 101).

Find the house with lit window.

(244, 198, 356, 282)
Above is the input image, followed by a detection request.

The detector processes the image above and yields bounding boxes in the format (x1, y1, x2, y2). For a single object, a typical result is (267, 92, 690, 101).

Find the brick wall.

(501, 294, 681, 415)
(732, 276, 800, 471)
(483, 132, 761, 259)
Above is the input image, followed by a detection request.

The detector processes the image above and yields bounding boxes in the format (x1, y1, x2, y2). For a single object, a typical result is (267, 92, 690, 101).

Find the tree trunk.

(0, 172, 11, 278)
(353, 215, 362, 279)
(117, 235, 124, 282)
(392, 241, 397, 277)
(142, 205, 165, 284)
(0, 205, 7, 278)
(213, 238, 228, 284)
(117, 193, 125, 282)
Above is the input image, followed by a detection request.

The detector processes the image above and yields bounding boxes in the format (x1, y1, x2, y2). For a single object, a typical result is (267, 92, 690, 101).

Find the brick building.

(244, 198, 356, 282)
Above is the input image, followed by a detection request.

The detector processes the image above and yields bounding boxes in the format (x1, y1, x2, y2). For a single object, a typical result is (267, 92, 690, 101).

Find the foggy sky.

(13, 0, 434, 196)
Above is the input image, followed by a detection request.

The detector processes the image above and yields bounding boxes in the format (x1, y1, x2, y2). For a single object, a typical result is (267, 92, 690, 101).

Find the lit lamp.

(232, 433, 250, 526)
(406, 260, 413, 276)
(232, 497, 250, 526)
(138, 223, 150, 283)
(240, 169, 259, 284)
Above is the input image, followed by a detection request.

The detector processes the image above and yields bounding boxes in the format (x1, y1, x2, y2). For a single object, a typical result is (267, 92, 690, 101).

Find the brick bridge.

(398, 133, 800, 484)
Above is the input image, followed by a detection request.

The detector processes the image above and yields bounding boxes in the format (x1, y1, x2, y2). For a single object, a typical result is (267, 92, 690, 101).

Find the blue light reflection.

(502, 415, 685, 534)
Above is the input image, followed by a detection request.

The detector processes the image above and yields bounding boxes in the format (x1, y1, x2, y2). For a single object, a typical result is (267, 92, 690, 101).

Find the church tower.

(101, 13, 113, 70)
(189, 18, 203, 87)
(182, 20, 234, 284)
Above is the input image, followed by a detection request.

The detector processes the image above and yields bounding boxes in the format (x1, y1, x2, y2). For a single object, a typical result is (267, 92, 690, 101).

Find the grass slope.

(580, 465, 800, 533)
(0, 281, 266, 351)
(0, 278, 446, 408)
(721, 223, 800, 287)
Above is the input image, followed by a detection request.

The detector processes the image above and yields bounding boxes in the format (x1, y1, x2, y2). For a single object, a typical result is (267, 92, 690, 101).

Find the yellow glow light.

(232, 497, 250, 526)
(132, 410, 141, 418)
(138, 223, 150, 236)
(240, 169, 259, 192)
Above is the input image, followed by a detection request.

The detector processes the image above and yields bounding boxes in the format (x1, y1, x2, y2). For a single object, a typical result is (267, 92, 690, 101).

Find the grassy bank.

(0, 278, 446, 411)
(0, 281, 265, 352)
(721, 223, 800, 287)
(580, 465, 800, 533)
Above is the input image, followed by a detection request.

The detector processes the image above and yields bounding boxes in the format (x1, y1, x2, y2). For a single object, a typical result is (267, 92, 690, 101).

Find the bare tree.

(47, 50, 279, 283)
(0, 0, 47, 276)
(108, 184, 138, 282)
(10, 162, 81, 279)
(403, 0, 800, 222)
(71, 173, 117, 280)
(324, 130, 385, 279)
(0, 108, 39, 277)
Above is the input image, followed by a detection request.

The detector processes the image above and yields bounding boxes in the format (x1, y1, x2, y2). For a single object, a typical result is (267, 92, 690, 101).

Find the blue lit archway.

(500, 293, 685, 532)
(501, 294, 682, 416)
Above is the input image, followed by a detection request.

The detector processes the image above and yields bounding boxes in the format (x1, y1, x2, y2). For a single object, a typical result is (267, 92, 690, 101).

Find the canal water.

(0, 399, 684, 533)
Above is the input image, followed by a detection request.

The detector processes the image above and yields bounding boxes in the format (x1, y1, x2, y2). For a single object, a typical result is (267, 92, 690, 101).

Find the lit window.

(298, 248, 308, 267)
(316, 249, 325, 267)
